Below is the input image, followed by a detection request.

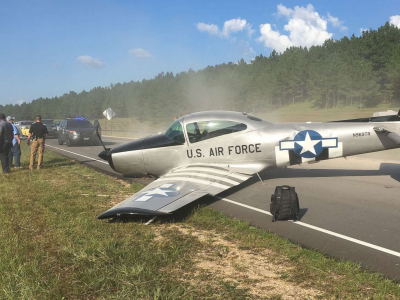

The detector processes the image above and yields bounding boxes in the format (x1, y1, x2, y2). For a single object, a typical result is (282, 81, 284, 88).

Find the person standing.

(0, 113, 14, 173)
(27, 115, 48, 170)
(7, 116, 21, 168)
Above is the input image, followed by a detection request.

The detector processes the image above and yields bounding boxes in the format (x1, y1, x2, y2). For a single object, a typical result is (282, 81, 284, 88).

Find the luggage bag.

(270, 185, 300, 222)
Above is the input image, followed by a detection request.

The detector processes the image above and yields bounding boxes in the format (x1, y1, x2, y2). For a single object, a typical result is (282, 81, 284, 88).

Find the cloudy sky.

(0, 0, 399, 106)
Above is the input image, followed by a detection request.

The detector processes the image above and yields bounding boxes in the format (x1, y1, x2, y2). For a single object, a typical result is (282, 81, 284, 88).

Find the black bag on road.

(270, 185, 300, 222)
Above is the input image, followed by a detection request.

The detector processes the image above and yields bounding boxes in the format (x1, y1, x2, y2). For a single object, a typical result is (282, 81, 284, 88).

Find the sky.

(0, 0, 399, 106)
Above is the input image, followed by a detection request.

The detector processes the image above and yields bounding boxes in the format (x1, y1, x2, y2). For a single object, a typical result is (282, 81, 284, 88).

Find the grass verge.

(0, 145, 399, 299)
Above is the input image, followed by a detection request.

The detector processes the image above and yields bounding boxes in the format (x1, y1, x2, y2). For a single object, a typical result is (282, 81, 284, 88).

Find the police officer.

(27, 115, 48, 170)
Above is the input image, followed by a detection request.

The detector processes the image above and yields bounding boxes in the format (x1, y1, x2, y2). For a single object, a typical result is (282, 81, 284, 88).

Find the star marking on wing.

(295, 132, 320, 155)
(145, 187, 176, 197)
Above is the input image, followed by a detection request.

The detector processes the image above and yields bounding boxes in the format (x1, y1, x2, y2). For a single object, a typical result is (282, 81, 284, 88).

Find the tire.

(66, 138, 72, 147)
(58, 138, 64, 145)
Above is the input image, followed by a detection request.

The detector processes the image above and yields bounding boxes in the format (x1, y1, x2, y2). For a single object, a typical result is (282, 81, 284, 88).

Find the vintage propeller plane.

(97, 110, 400, 220)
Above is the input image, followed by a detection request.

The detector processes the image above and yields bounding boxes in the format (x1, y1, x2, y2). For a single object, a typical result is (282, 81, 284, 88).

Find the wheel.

(66, 138, 72, 147)
(58, 138, 64, 145)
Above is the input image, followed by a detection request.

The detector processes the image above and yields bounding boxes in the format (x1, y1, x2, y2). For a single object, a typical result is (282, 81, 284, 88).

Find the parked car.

(42, 119, 58, 138)
(58, 118, 101, 146)
(17, 120, 33, 136)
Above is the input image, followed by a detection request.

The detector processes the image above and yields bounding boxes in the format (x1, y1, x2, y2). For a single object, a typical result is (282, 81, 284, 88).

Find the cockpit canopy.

(165, 120, 185, 144)
(186, 120, 247, 143)
(164, 111, 270, 145)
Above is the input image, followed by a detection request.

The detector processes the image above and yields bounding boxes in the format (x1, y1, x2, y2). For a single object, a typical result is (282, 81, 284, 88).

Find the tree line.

(2, 22, 400, 123)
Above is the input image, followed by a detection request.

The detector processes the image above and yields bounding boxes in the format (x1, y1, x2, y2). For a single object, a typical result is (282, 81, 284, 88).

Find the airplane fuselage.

(105, 112, 400, 179)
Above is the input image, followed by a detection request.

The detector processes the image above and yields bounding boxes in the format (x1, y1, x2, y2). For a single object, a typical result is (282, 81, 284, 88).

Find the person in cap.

(7, 116, 21, 168)
(0, 113, 14, 173)
(27, 115, 48, 170)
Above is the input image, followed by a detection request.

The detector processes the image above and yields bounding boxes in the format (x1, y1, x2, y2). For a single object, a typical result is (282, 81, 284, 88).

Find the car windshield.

(42, 119, 55, 125)
(165, 120, 185, 144)
(66, 120, 94, 128)
(20, 121, 32, 125)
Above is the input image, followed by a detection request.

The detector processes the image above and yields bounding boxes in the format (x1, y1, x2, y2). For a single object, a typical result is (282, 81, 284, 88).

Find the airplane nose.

(98, 148, 117, 171)
(98, 150, 109, 161)
(104, 137, 147, 176)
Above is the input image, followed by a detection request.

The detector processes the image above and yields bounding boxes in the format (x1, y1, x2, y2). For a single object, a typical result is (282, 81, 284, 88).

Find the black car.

(58, 118, 101, 146)
(42, 119, 58, 138)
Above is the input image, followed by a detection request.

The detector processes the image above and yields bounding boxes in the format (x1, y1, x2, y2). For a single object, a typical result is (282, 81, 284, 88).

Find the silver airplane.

(97, 110, 400, 220)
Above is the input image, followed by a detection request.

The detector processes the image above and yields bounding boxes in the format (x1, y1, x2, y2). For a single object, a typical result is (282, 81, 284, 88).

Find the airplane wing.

(98, 165, 252, 219)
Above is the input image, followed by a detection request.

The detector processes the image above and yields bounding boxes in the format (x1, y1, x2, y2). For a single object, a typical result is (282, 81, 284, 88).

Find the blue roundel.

(293, 130, 323, 158)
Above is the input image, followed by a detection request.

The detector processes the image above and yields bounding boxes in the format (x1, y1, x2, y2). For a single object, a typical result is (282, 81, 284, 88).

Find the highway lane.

(45, 136, 400, 280)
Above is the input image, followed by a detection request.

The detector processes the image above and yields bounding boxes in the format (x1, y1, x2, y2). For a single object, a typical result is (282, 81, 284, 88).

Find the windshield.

(165, 120, 185, 144)
(42, 119, 55, 124)
(66, 120, 94, 128)
(186, 120, 247, 143)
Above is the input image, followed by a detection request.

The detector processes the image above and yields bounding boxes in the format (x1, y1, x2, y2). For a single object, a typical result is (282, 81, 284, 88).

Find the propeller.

(96, 124, 111, 160)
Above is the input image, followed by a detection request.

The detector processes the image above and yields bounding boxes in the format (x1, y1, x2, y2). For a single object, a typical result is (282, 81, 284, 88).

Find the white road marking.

(46, 144, 109, 164)
(217, 197, 400, 258)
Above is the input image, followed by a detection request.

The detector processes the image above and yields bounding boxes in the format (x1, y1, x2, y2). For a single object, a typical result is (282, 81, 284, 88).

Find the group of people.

(0, 114, 48, 174)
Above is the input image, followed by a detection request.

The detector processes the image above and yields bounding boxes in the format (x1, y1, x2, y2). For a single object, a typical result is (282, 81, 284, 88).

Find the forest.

(2, 22, 400, 123)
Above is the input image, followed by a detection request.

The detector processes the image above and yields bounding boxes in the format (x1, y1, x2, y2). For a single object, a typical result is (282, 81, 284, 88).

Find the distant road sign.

(103, 107, 116, 120)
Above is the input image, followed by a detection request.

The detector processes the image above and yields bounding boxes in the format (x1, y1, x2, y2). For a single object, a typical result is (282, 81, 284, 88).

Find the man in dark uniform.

(0, 113, 14, 173)
(27, 115, 48, 170)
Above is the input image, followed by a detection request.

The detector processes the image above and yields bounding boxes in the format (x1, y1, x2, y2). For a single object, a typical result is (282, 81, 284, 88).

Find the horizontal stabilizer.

(387, 132, 400, 145)
(373, 127, 400, 145)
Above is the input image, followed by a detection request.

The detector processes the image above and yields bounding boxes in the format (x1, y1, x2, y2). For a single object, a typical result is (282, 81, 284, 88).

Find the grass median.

(1, 144, 399, 299)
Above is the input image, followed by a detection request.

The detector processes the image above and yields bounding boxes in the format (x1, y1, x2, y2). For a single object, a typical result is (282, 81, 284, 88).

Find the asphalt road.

(45, 136, 400, 280)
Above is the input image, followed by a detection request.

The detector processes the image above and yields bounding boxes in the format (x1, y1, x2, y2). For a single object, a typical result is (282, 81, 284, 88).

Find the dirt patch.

(160, 225, 324, 299)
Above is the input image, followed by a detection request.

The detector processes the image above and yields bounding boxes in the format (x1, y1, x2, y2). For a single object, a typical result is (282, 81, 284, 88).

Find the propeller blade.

(96, 124, 108, 152)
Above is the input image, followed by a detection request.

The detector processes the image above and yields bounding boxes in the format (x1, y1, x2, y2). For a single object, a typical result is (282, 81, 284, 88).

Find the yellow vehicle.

(18, 120, 33, 136)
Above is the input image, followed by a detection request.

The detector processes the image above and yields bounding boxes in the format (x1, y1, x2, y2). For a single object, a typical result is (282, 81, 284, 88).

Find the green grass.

(1, 145, 399, 299)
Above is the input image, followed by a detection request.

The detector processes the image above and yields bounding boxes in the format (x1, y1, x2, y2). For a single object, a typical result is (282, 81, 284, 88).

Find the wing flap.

(159, 191, 209, 213)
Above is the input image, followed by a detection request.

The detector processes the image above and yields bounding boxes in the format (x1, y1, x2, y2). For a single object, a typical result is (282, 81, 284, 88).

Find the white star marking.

(145, 187, 176, 197)
(295, 132, 321, 155)
(135, 184, 177, 202)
